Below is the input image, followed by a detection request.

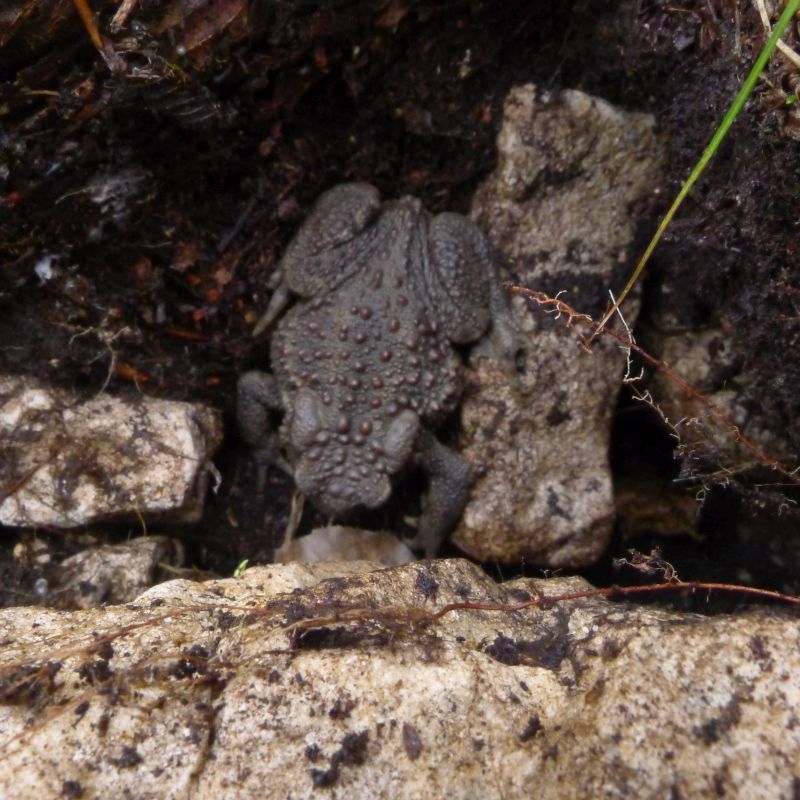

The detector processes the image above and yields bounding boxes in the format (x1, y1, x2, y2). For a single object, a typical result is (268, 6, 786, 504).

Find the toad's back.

(271, 200, 464, 440)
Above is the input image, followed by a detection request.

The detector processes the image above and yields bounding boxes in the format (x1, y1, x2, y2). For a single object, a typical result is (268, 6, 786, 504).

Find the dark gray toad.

(237, 183, 514, 556)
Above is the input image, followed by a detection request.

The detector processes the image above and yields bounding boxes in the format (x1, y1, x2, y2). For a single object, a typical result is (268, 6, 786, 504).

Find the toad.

(238, 183, 515, 556)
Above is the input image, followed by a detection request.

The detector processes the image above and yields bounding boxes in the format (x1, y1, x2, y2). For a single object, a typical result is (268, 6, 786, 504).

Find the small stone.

(0, 376, 222, 528)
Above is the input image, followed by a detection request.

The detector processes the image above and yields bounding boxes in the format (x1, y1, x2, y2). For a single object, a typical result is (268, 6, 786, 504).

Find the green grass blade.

(592, 0, 800, 339)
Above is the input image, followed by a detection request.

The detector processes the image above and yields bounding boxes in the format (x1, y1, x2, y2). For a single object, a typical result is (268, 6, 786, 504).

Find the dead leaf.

(182, 0, 245, 52)
(376, 0, 408, 30)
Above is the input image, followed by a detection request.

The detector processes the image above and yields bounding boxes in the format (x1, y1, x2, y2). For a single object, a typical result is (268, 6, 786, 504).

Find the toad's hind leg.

(281, 183, 381, 296)
(424, 212, 493, 344)
(409, 430, 475, 558)
(252, 183, 382, 336)
(427, 212, 522, 367)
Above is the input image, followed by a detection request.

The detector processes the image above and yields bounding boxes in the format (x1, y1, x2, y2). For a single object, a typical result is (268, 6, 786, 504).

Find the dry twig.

(510, 285, 800, 488)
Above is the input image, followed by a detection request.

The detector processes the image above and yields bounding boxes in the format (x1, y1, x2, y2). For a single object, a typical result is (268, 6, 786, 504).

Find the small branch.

(601, 324, 800, 486)
(69, 0, 127, 73)
(110, 0, 139, 32)
(510, 285, 800, 488)
(69, 0, 103, 50)
(428, 580, 800, 621)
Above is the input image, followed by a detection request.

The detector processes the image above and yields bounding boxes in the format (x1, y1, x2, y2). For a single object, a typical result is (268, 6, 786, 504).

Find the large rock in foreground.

(0, 559, 797, 799)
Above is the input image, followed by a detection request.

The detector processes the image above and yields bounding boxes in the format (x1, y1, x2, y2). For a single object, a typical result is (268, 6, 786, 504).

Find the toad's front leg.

(236, 370, 288, 485)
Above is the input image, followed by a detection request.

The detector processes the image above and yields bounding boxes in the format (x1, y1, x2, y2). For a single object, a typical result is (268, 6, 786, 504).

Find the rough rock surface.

(645, 316, 793, 467)
(455, 83, 664, 565)
(1, 559, 797, 799)
(49, 536, 185, 609)
(0, 375, 222, 528)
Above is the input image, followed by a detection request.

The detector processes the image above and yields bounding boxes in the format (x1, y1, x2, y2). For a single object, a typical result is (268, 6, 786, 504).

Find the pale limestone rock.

(0, 560, 797, 799)
(0, 375, 222, 528)
(457, 84, 665, 565)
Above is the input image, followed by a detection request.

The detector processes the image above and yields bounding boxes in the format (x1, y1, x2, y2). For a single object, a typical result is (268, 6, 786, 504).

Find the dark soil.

(2, 0, 799, 609)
